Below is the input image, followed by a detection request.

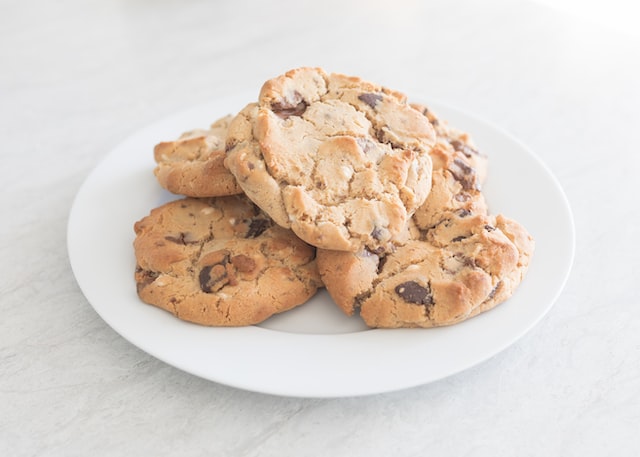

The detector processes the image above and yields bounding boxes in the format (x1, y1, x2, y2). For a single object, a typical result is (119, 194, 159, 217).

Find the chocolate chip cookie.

(134, 196, 322, 326)
(153, 115, 242, 197)
(224, 67, 436, 253)
(410, 103, 489, 230)
(317, 211, 534, 328)
(316, 101, 534, 328)
(411, 103, 489, 185)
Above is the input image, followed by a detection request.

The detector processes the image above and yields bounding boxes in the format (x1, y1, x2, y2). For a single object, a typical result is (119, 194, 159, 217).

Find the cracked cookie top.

(316, 212, 534, 328)
(314, 110, 534, 328)
(224, 67, 436, 253)
(133, 196, 322, 326)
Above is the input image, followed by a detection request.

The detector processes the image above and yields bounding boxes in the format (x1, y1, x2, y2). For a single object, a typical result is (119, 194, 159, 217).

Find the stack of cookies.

(133, 67, 534, 328)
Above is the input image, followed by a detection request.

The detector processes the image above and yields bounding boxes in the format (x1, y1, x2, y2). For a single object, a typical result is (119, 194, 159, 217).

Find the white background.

(1, 0, 639, 455)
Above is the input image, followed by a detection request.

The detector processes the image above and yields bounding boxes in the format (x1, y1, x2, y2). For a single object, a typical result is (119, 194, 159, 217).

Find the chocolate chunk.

(487, 281, 502, 300)
(271, 91, 308, 119)
(358, 93, 383, 109)
(371, 226, 384, 240)
(354, 290, 373, 310)
(199, 254, 236, 293)
(451, 235, 468, 242)
(449, 158, 477, 191)
(369, 246, 387, 256)
(199, 265, 224, 293)
(164, 232, 199, 245)
(484, 225, 496, 232)
(453, 252, 476, 268)
(272, 101, 307, 119)
(377, 256, 388, 274)
(136, 268, 159, 293)
(395, 281, 434, 306)
(246, 218, 270, 238)
(452, 157, 474, 174)
(225, 138, 238, 153)
(449, 139, 480, 157)
(415, 105, 429, 116)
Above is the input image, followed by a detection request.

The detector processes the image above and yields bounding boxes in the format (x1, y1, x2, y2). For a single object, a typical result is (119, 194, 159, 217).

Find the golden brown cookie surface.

(153, 115, 242, 197)
(316, 103, 534, 328)
(317, 212, 534, 328)
(134, 196, 322, 326)
(224, 67, 435, 253)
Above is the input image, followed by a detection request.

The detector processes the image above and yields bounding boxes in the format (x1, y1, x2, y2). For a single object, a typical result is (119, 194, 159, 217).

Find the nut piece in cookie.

(153, 115, 243, 197)
(225, 67, 436, 253)
(133, 196, 323, 326)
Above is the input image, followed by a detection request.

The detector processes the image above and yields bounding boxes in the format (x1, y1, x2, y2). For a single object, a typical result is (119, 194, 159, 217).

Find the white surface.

(2, 0, 639, 454)
(67, 97, 574, 398)
(532, 0, 640, 37)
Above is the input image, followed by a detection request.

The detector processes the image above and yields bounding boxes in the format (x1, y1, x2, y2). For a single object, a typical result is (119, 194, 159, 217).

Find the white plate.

(67, 92, 575, 398)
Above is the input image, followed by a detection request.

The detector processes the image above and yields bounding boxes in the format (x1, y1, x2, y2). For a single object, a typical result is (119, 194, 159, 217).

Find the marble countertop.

(2, 0, 639, 455)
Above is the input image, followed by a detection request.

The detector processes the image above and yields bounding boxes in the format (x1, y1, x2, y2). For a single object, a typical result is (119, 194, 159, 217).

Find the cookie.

(316, 212, 534, 328)
(315, 104, 534, 328)
(153, 115, 242, 197)
(133, 196, 322, 326)
(410, 103, 490, 230)
(411, 103, 488, 185)
(224, 67, 436, 253)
